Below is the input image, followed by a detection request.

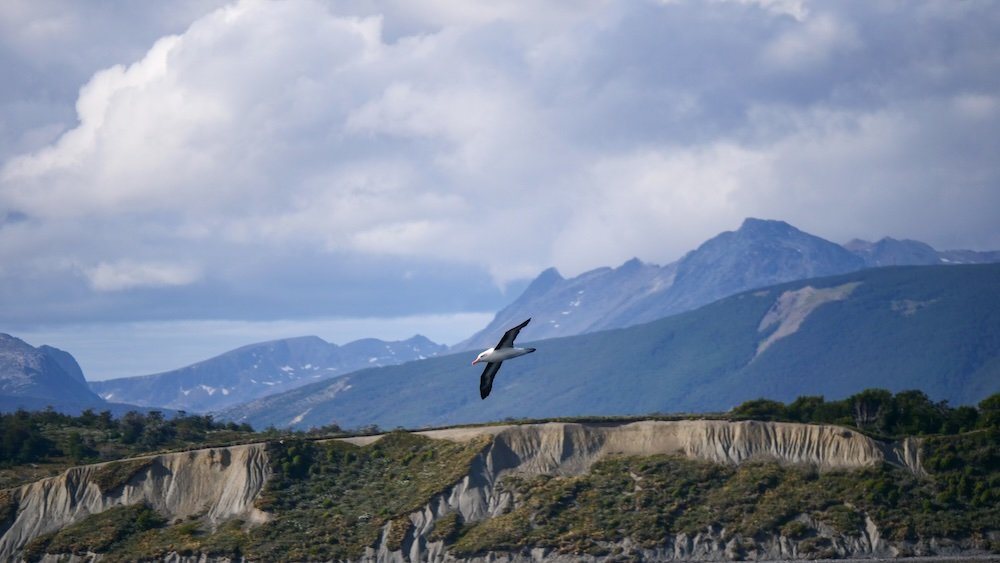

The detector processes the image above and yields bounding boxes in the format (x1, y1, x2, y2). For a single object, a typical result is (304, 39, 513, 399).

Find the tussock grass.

(246, 431, 490, 561)
(92, 458, 153, 494)
(23, 503, 164, 562)
(427, 512, 461, 543)
(0, 489, 18, 537)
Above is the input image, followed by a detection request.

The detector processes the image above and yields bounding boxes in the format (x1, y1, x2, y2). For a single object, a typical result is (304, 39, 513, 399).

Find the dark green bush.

(730, 389, 997, 438)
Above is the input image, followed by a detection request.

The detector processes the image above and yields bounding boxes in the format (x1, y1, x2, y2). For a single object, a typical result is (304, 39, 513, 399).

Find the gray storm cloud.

(1, 0, 999, 330)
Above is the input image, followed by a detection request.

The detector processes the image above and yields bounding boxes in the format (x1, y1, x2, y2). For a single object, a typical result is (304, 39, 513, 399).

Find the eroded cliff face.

(0, 420, 933, 562)
(375, 420, 926, 562)
(0, 444, 271, 561)
(437, 419, 919, 476)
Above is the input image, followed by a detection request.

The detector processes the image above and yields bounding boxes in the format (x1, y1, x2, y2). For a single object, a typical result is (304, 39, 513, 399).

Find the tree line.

(0, 408, 253, 466)
(3, 389, 997, 467)
(730, 388, 1000, 437)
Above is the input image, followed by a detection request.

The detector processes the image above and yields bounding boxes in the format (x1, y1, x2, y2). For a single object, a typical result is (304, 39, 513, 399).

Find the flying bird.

(472, 318, 536, 399)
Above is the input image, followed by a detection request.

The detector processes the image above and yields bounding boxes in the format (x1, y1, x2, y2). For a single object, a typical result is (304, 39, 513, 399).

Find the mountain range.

(457, 218, 1000, 349)
(846, 236, 1000, 267)
(0, 334, 192, 417)
(5, 218, 999, 420)
(219, 263, 1000, 430)
(1, 332, 446, 415)
(0, 333, 108, 413)
(88, 335, 447, 412)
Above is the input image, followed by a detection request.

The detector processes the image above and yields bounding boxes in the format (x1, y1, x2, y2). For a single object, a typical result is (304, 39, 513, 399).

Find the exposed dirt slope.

(1, 420, 925, 561)
(0, 444, 270, 560)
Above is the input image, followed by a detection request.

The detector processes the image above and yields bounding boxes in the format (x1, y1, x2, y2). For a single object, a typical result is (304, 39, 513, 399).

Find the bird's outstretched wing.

(495, 318, 531, 349)
(479, 361, 503, 399)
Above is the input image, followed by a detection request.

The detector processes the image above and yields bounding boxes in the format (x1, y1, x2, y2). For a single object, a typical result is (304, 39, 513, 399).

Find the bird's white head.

(472, 348, 494, 365)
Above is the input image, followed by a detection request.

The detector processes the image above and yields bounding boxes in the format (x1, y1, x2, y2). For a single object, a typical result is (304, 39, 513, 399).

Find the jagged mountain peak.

(846, 237, 942, 267)
(463, 218, 865, 347)
(458, 218, 1000, 351)
(453, 257, 672, 351)
(736, 217, 799, 237)
(520, 266, 564, 296)
(595, 219, 866, 328)
(401, 334, 437, 346)
(614, 257, 647, 273)
(221, 264, 1000, 431)
(0, 332, 31, 348)
(707, 218, 835, 253)
(684, 218, 862, 267)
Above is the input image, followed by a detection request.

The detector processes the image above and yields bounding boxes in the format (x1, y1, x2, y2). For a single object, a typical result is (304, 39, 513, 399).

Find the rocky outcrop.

(755, 283, 861, 357)
(0, 419, 966, 562)
(480, 420, 919, 474)
(457, 219, 875, 350)
(0, 444, 270, 561)
(375, 420, 925, 562)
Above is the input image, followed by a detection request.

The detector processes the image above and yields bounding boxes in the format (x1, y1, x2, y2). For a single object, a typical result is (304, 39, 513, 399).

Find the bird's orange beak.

(471, 358, 479, 365)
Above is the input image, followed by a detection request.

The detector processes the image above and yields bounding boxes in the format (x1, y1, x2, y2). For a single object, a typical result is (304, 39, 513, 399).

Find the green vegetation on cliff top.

(11, 390, 1000, 561)
(452, 429, 999, 558)
(0, 408, 258, 489)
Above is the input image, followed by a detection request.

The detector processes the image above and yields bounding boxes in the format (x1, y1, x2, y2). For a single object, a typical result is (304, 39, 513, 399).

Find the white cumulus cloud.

(1, 0, 999, 334)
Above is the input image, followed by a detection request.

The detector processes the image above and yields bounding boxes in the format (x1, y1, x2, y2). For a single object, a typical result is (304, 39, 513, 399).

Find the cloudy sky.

(2, 0, 999, 379)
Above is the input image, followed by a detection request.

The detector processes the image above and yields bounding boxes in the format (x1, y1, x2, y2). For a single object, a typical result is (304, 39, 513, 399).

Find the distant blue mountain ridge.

(88, 335, 448, 413)
(456, 218, 1000, 349)
(0, 333, 170, 416)
(0, 333, 100, 405)
(1, 332, 446, 415)
(220, 263, 1000, 430)
(4, 217, 999, 417)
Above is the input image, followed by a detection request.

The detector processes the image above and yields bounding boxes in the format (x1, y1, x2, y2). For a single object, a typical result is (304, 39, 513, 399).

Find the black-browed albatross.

(471, 318, 536, 399)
